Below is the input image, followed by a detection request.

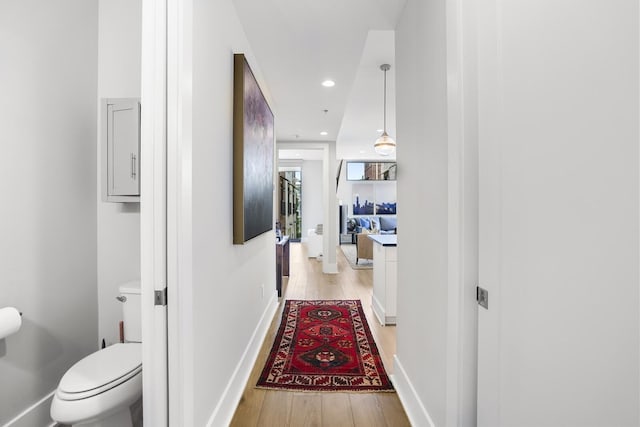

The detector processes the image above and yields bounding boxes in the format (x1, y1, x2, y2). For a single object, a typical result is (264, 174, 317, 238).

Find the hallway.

(230, 243, 410, 426)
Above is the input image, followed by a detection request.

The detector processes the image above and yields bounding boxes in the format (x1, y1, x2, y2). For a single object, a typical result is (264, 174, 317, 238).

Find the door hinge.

(476, 286, 488, 309)
(154, 288, 167, 306)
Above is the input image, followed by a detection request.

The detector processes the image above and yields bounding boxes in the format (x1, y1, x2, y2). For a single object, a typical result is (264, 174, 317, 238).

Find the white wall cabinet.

(102, 98, 140, 202)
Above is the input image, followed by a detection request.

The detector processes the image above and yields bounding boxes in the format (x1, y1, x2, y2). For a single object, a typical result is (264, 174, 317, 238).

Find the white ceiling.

(278, 149, 324, 161)
(336, 30, 396, 160)
(232, 0, 405, 161)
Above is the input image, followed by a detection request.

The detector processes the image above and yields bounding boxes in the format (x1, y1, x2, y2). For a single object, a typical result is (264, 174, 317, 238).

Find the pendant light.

(374, 64, 396, 156)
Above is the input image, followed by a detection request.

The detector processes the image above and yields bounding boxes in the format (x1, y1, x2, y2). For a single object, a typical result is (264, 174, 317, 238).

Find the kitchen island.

(368, 234, 397, 325)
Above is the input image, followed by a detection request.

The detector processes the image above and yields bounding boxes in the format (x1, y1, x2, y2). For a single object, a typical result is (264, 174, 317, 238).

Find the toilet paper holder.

(0, 307, 23, 340)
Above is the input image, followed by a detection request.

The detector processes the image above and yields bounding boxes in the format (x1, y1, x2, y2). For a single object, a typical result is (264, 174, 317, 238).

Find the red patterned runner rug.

(256, 299, 394, 392)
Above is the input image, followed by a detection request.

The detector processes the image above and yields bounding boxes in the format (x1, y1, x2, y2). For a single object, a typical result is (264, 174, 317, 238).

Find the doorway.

(278, 167, 302, 241)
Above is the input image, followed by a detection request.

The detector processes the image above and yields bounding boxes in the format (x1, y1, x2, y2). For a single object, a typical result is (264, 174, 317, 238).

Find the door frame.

(166, 0, 194, 424)
(140, 0, 170, 424)
(276, 142, 338, 274)
(141, 0, 483, 424)
(141, 0, 196, 424)
(444, 0, 480, 424)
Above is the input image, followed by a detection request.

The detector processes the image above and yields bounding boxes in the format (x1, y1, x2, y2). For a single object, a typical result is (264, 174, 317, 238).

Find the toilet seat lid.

(59, 343, 142, 396)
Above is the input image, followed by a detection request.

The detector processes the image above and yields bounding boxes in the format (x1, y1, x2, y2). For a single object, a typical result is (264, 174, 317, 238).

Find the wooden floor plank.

(321, 393, 355, 427)
(349, 393, 387, 427)
(256, 390, 293, 426)
(229, 387, 265, 427)
(289, 393, 323, 427)
(377, 392, 412, 427)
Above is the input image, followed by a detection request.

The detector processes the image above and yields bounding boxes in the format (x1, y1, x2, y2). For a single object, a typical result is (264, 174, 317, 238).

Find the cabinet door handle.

(131, 154, 137, 179)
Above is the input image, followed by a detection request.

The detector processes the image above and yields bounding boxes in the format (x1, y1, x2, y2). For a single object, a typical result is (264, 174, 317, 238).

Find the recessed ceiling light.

(322, 80, 335, 88)
(320, 131, 328, 136)
(376, 129, 384, 133)
(359, 150, 366, 154)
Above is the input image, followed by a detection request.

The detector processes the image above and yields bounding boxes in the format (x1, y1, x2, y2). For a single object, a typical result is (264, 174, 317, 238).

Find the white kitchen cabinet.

(101, 98, 140, 202)
(369, 234, 397, 325)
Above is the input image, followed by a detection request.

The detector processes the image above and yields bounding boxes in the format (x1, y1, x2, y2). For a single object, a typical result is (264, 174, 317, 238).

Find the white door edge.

(167, 0, 195, 424)
(141, 0, 169, 424)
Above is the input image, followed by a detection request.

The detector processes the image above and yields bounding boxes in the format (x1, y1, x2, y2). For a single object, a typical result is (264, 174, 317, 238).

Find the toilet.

(51, 281, 142, 427)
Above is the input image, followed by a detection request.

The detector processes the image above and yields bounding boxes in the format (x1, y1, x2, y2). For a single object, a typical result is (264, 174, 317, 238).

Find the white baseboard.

(391, 355, 436, 427)
(4, 390, 55, 427)
(371, 295, 385, 326)
(205, 292, 279, 427)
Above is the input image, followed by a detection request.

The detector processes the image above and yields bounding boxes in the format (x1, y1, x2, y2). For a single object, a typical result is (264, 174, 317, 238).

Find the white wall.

(190, 0, 277, 424)
(394, 0, 451, 425)
(301, 160, 323, 239)
(336, 161, 350, 212)
(0, 1, 99, 425)
(97, 0, 142, 346)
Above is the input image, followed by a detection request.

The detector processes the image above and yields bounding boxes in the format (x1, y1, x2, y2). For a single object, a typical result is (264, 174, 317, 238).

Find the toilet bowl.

(51, 343, 142, 426)
(51, 281, 142, 427)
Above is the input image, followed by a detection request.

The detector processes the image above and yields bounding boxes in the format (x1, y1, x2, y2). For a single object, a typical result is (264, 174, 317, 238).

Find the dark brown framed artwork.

(233, 53, 275, 244)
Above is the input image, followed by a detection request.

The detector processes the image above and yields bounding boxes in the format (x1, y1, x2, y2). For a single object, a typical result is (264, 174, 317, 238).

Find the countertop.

(367, 234, 397, 247)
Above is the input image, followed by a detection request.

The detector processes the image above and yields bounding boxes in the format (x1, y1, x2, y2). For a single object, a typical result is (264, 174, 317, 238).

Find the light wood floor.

(230, 243, 410, 427)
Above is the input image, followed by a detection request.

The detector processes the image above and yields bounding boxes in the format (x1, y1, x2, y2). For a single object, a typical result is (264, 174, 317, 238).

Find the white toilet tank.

(119, 281, 141, 343)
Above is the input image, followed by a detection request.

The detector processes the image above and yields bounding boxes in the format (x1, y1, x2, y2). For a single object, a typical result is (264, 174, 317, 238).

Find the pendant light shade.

(374, 132, 396, 156)
(374, 64, 396, 156)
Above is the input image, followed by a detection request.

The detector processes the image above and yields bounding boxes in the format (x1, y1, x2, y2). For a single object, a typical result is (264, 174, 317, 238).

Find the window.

(346, 161, 396, 181)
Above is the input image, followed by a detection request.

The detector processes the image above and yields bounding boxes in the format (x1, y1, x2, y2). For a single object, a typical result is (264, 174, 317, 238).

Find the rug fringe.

(254, 385, 395, 393)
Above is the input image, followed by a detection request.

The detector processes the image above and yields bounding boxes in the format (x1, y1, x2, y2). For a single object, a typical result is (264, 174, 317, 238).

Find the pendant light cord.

(375, 64, 395, 156)
(383, 68, 387, 132)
